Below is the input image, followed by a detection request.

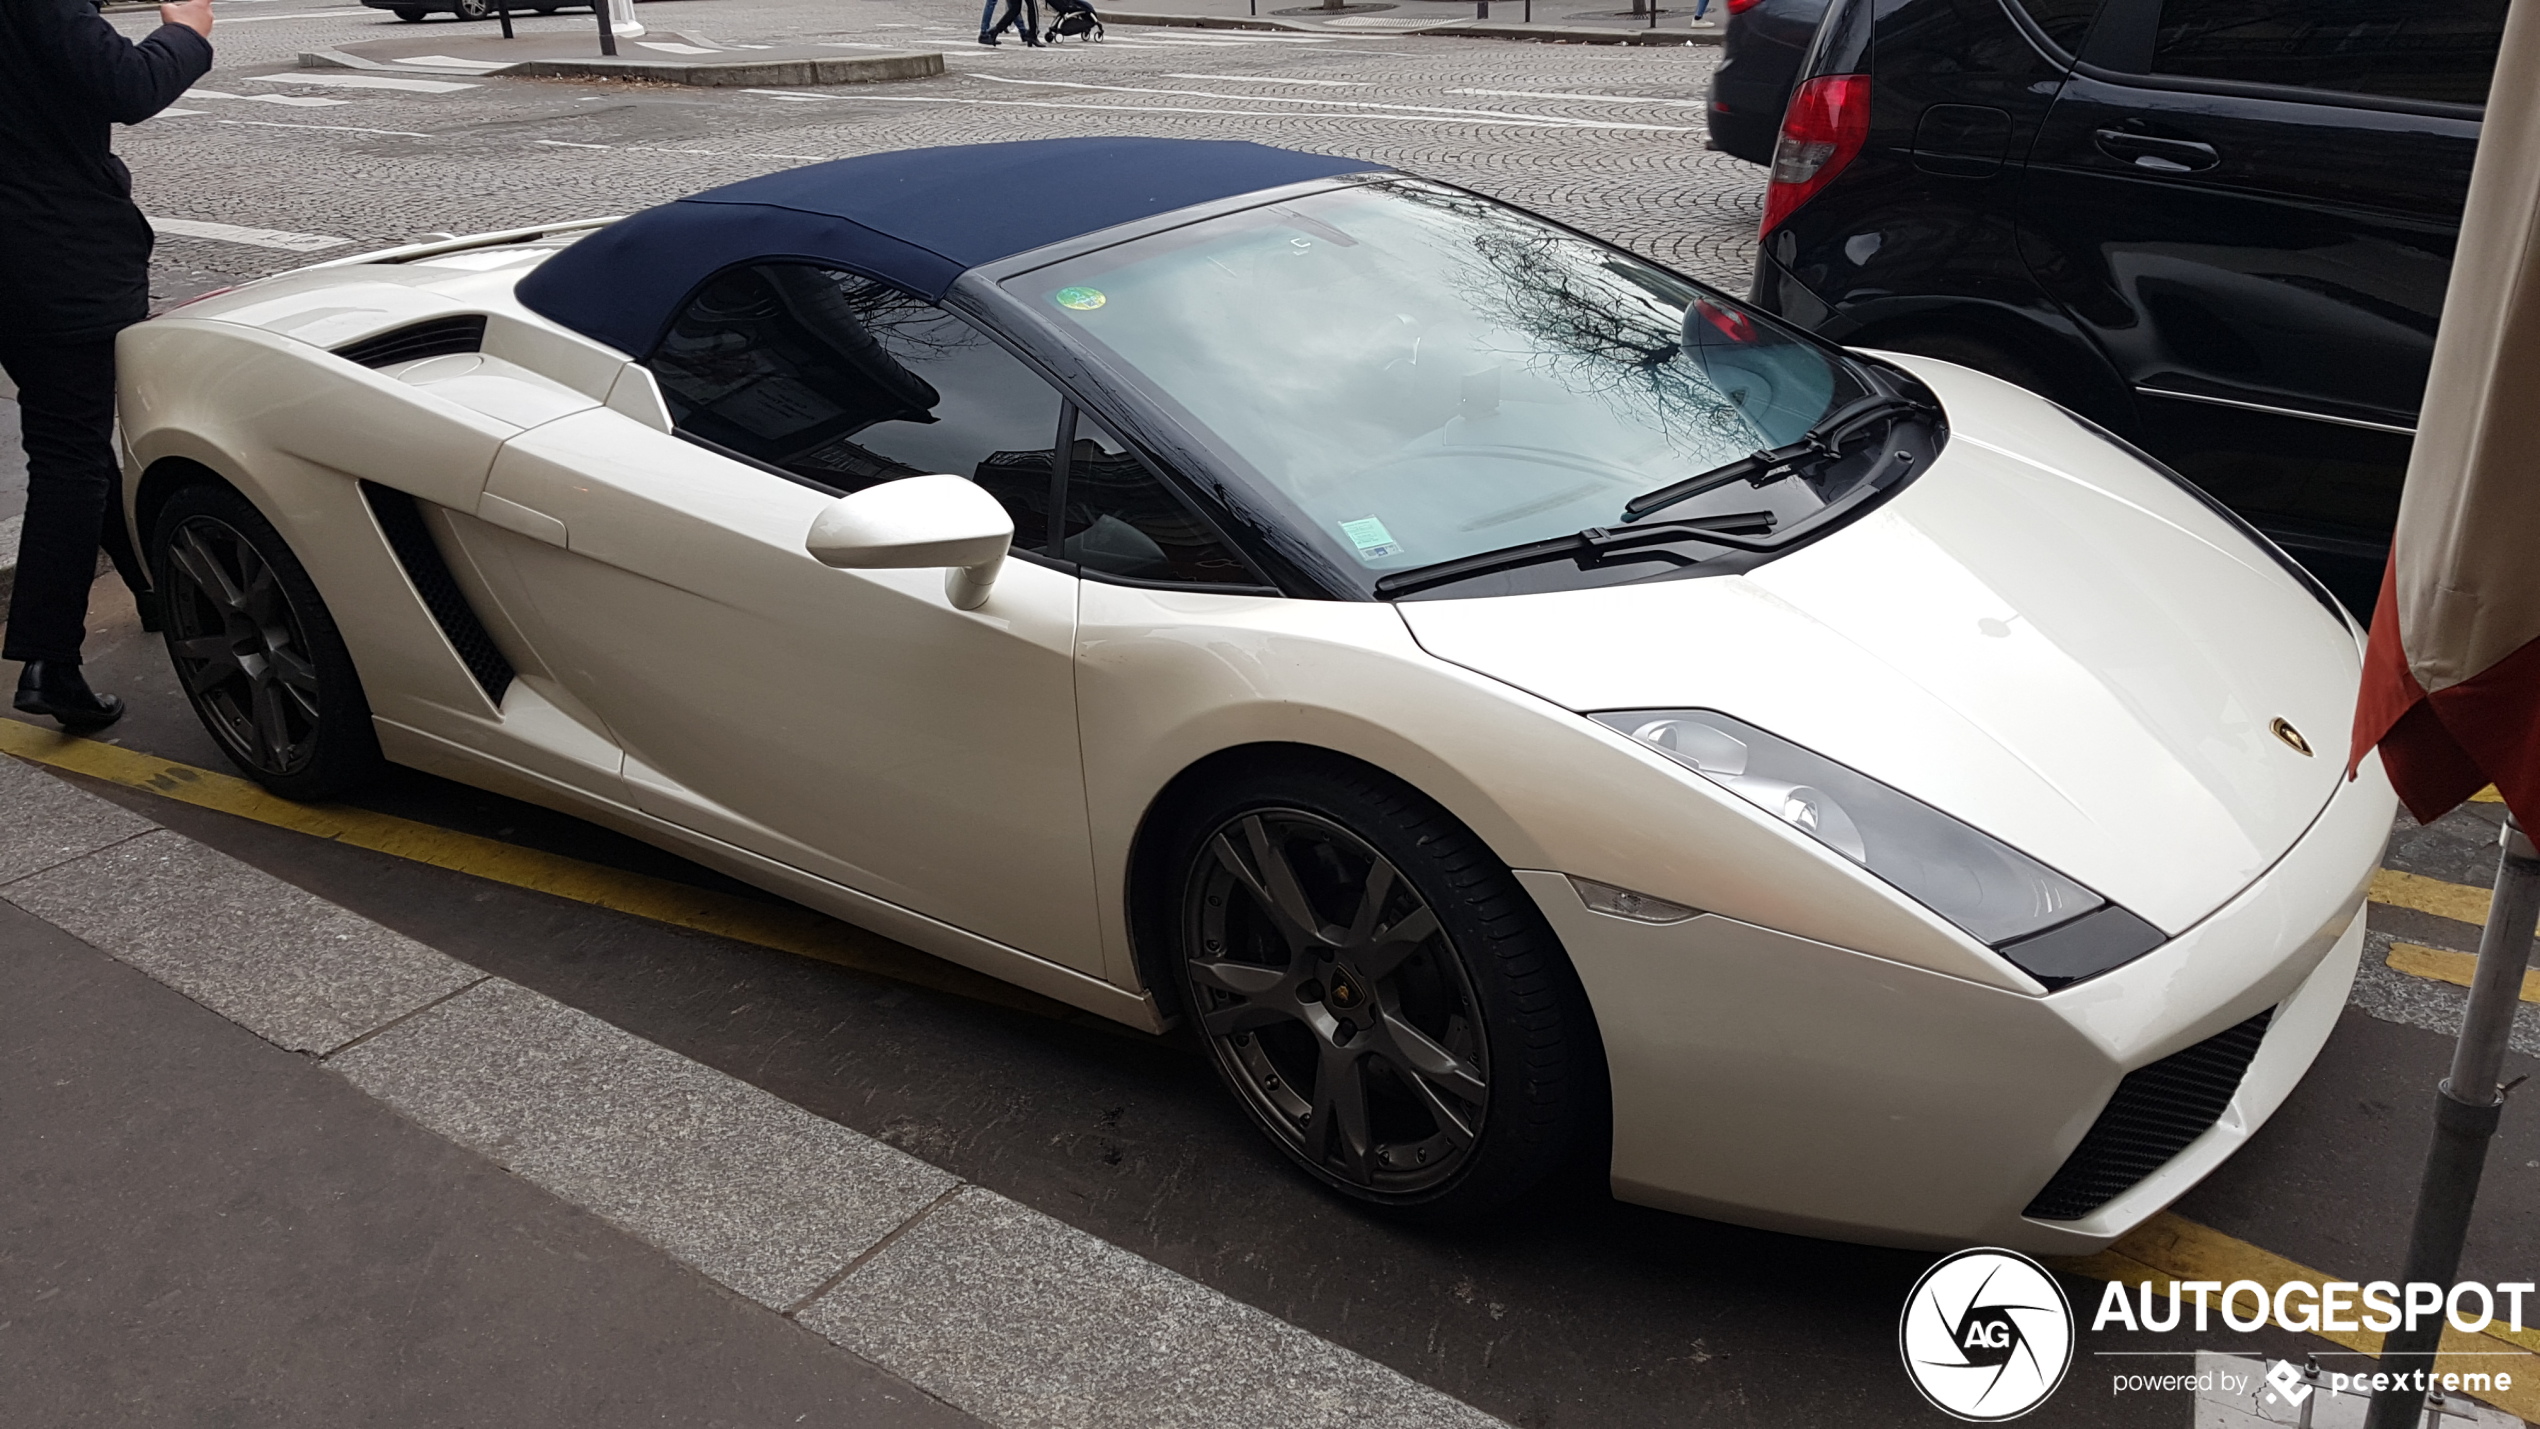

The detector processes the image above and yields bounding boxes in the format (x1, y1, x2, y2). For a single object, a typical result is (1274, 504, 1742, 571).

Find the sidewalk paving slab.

(0, 899, 987, 1429)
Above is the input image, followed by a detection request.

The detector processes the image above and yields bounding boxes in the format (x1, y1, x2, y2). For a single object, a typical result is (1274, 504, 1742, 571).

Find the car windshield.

(1007, 178, 1879, 594)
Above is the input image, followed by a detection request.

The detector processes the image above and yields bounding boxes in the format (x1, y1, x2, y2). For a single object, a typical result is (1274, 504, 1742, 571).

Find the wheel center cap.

(1327, 975, 1361, 1010)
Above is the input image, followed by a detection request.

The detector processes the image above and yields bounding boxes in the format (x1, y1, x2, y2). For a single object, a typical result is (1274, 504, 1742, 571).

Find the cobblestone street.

(120, 0, 1762, 307)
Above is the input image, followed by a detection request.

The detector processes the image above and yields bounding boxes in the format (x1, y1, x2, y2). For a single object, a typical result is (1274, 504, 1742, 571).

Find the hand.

(161, 0, 213, 37)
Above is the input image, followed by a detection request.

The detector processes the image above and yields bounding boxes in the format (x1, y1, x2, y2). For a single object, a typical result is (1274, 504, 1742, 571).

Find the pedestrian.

(979, 0, 1043, 47)
(0, 0, 213, 730)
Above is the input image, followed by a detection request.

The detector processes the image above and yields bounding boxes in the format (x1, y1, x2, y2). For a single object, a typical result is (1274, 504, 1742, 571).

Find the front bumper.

(1520, 754, 2395, 1254)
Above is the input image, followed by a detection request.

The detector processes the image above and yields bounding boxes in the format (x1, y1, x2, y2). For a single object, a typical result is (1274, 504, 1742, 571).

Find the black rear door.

(2016, 0, 2498, 603)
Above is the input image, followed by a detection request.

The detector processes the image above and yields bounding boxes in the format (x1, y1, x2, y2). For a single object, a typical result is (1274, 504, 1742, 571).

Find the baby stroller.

(1045, 0, 1103, 42)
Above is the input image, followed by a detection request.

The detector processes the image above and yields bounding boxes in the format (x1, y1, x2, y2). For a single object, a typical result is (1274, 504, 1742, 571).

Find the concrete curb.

(1108, 9, 1723, 44)
(0, 750, 1509, 1429)
(506, 48, 941, 84)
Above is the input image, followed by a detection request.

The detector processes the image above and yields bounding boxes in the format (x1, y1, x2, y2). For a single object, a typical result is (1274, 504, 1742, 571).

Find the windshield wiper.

(1620, 391, 1935, 523)
(1371, 510, 1778, 599)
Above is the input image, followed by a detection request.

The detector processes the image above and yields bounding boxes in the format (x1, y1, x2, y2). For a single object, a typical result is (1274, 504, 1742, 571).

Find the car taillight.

(1760, 73, 1871, 236)
(1725, 0, 1763, 12)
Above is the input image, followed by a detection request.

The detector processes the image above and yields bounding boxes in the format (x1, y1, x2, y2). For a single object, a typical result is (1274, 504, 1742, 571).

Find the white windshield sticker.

(1338, 516, 1401, 560)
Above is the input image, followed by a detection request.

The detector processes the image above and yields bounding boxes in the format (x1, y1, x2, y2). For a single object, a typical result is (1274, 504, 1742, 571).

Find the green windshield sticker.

(1338, 516, 1402, 560)
(1053, 286, 1107, 311)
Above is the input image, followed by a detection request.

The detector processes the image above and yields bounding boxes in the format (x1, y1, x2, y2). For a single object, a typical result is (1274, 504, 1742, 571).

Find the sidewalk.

(0, 897, 983, 1428)
(0, 751, 1505, 1429)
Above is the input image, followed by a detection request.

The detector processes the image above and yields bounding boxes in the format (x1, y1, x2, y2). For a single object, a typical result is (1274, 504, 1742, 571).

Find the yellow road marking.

(2054, 1212, 2540, 1420)
(2387, 942, 2540, 1005)
(0, 718, 1079, 1023)
(2474, 785, 2504, 804)
(2373, 867, 2497, 927)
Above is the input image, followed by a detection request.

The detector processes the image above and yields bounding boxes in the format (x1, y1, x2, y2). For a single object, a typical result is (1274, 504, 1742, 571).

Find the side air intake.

(2023, 1008, 2273, 1222)
(360, 481, 516, 704)
(335, 315, 487, 369)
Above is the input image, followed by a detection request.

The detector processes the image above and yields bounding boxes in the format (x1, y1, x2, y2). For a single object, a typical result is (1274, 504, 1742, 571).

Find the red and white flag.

(2349, 3, 2540, 827)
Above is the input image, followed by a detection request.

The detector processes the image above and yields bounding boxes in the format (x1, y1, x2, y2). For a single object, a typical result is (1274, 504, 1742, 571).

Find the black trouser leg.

(1, 337, 121, 666)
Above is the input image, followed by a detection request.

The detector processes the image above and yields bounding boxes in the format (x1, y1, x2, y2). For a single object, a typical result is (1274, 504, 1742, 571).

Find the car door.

(2016, 0, 2497, 599)
(470, 263, 1103, 974)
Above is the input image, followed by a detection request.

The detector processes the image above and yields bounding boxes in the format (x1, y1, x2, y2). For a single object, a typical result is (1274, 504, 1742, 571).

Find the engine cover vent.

(335, 314, 487, 370)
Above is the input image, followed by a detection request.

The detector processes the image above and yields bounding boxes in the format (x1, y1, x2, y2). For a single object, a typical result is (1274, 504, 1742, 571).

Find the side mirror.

(804, 473, 1013, 611)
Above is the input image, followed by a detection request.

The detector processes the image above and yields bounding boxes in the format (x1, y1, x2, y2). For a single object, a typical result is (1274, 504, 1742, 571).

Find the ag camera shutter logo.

(1899, 1248, 2075, 1420)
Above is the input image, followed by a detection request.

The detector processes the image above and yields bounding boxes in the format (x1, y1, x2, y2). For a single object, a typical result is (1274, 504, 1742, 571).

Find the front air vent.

(335, 314, 486, 369)
(360, 481, 516, 704)
(2023, 1008, 2273, 1222)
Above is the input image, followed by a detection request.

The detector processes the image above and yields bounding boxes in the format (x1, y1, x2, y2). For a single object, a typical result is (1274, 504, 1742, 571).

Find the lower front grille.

(2023, 1008, 2273, 1222)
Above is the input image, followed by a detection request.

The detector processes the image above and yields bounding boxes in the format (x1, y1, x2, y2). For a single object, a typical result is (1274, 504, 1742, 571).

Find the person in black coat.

(0, 0, 212, 729)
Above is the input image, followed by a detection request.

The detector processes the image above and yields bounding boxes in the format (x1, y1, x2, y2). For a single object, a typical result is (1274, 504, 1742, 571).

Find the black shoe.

(13, 661, 124, 732)
(978, 31, 1000, 43)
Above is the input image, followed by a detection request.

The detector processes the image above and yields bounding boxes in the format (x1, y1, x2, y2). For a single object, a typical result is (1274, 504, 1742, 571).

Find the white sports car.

(116, 138, 2393, 1250)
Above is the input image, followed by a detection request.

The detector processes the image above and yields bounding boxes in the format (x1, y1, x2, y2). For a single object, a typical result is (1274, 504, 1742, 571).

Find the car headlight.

(1591, 709, 2165, 988)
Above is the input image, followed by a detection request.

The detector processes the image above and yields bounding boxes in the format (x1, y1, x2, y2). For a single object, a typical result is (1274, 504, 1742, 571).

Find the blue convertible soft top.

(514, 137, 1386, 358)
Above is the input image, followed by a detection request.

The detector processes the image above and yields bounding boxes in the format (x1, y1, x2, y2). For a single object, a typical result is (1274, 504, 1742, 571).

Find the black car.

(1747, 0, 2505, 612)
(1707, 0, 1828, 163)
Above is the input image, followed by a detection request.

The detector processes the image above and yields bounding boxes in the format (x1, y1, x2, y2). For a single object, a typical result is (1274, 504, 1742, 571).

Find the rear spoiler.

(298, 217, 624, 272)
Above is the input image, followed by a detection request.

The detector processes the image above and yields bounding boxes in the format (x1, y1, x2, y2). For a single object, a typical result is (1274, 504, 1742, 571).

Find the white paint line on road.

(0, 754, 1510, 1429)
(1449, 86, 1712, 107)
(635, 40, 723, 54)
(792, 91, 1585, 127)
(191, 6, 375, 19)
(394, 54, 513, 71)
(212, 118, 432, 137)
(152, 107, 208, 117)
(966, 73, 1700, 130)
(248, 71, 480, 93)
(536, 137, 832, 161)
(148, 216, 352, 251)
(184, 87, 352, 107)
(1164, 72, 1371, 85)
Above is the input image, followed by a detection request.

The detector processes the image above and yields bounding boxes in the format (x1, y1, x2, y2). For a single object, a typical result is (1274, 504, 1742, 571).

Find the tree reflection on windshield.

(1016, 177, 1860, 588)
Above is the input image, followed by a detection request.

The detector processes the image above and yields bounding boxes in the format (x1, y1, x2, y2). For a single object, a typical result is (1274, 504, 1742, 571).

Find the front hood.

(1398, 357, 2361, 937)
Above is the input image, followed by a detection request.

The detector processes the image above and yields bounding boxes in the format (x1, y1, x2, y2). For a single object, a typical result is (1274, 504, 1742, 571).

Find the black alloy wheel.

(455, 0, 492, 17)
(1166, 762, 1603, 1219)
(152, 483, 383, 801)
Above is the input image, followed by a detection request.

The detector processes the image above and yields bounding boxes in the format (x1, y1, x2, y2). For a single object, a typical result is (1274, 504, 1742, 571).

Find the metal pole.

(494, 0, 512, 39)
(593, 0, 616, 54)
(2364, 815, 2537, 1429)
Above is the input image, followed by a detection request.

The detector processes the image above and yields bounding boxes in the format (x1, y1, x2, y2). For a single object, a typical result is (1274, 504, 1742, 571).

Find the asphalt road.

(6, 1, 2540, 1424)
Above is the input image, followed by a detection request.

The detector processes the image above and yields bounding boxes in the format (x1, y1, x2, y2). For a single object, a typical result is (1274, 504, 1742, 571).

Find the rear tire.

(454, 0, 491, 17)
(151, 483, 385, 802)
(1157, 757, 1604, 1222)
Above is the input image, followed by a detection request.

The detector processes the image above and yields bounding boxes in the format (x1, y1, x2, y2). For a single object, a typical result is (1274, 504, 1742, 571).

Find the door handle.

(2093, 128, 2220, 173)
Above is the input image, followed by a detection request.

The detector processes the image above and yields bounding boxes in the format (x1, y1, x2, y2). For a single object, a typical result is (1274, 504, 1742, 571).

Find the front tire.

(454, 0, 491, 17)
(1161, 759, 1603, 1220)
(151, 483, 384, 801)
